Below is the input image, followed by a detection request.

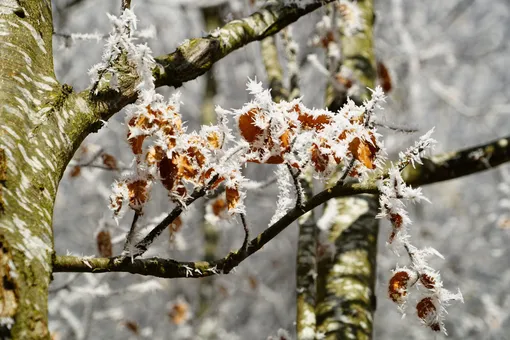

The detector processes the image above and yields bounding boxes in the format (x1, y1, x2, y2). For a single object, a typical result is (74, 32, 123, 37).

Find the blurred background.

(50, 1, 510, 339)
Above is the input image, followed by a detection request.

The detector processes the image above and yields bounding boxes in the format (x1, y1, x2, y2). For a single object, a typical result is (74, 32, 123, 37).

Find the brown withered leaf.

(416, 297, 440, 332)
(176, 154, 197, 180)
(212, 198, 227, 216)
(101, 153, 117, 170)
(159, 156, 178, 191)
(69, 166, 81, 178)
(127, 179, 149, 210)
(348, 135, 379, 169)
(238, 108, 264, 143)
(377, 61, 392, 93)
(97, 230, 112, 257)
(128, 135, 145, 155)
(169, 216, 183, 243)
(311, 143, 329, 173)
(295, 105, 331, 130)
(225, 186, 240, 211)
(123, 320, 139, 335)
(248, 276, 258, 290)
(168, 301, 189, 325)
(206, 131, 221, 149)
(146, 145, 164, 166)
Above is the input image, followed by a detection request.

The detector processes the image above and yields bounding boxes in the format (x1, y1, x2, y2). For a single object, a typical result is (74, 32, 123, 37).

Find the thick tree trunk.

(0, 1, 59, 338)
(314, 1, 378, 339)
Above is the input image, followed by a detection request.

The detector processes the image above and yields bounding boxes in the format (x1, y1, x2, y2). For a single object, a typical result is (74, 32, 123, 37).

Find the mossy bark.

(315, 1, 379, 339)
(0, 1, 57, 338)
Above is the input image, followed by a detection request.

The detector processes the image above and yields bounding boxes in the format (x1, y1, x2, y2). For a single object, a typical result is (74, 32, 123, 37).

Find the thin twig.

(132, 176, 219, 257)
(287, 164, 304, 209)
(240, 214, 250, 253)
(374, 122, 418, 133)
(122, 211, 141, 253)
(122, 0, 132, 10)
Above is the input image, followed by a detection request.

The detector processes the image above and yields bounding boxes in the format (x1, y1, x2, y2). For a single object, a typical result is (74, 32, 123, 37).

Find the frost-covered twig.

(378, 131, 463, 334)
(122, 211, 141, 256)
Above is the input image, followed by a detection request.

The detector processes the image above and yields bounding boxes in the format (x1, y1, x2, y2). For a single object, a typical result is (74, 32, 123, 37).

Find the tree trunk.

(315, 1, 379, 339)
(0, 1, 59, 338)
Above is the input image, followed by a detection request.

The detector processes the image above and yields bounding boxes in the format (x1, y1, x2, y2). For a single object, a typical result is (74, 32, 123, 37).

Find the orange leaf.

(238, 108, 264, 143)
(311, 143, 329, 172)
(226, 186, 240, 211)
(348, 135, 379, 169)
(101, 154, 117, 170)
(169, 302, 189, 325)
(212, 198, 227, 216)
(127, 179, 149, 210)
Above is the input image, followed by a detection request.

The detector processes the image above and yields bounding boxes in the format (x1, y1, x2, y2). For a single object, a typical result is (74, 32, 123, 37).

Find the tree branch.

(53, 134, 510, 277)
(61, 1, 335, 164)
(152, 1, 334, 89)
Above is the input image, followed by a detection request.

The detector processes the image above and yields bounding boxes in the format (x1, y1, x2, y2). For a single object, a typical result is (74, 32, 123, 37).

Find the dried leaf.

(168, 302, 189, 325)
(101, 153, 117, 170)
(238, 108, 264, 143)
(416, 297, 440, 332)
(212, 198, 227, 216)
(96, 230, 112, 257)
(127, 179, 149, 211)
(69, 166, 81, 178)
(377, 61, 392, 93)
(348, 135, 379, 169)
(159, 156, 178, 191)
(226, 186, 240, 211)
(123, 320, 139, 335)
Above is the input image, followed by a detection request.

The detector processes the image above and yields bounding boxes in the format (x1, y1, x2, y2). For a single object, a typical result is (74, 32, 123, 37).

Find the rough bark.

(315, 1, 379, 339)
(0, 1, 59, 338)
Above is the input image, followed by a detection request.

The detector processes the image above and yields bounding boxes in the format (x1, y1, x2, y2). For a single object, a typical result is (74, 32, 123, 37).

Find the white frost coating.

(0, 0, 19, 15)
(20, 172, 30, 191)
(34, 80, 53, 91)
(2, 125, 21, 140)
(50, 130, 62, 149)
(17, 143, 44, 171)
(41, 132, 54, 148)
(0, 317, 14, 330)
(3, 104, 25, 120)
(15, 221, 52, 272)
(12, 75, 24, 83)
(12, 214, 27, 229)
(41, 155, 56, 172)
(36, 106, 52, 117)
(19, 20, 47, 54)
(39, 75, 57, 84)
(16, 85, 41, 106)
(2, 41, 32, 66)
(20, 72, 32, 82)
(15, 96, 30, 115)
(1, 135, 15, 149)
(74, 96, 90, 116)
(7, 20, 18, 28)
(15, 188, 32, 211)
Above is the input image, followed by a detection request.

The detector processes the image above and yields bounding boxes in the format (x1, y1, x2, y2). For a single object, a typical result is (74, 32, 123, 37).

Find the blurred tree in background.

(0, 1, 509, 339)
